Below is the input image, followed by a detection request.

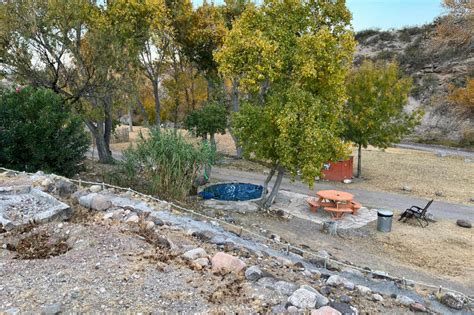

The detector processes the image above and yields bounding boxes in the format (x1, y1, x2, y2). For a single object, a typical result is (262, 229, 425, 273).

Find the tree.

(0, 87, 90, 176)
(342, 60, 421, 178)
(447, 78, 474, 118)
(216, 0, 356, 208)
(184, 102, 227, 149)
(434, 0, 473, 48)
(0, 0, 148, 163)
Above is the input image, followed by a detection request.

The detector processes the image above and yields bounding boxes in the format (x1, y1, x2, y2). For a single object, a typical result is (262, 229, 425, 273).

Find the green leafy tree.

(216, 0, 355, 208)
(0, 87, 90, 176)
(342, 60, 421, 178)
(184, 102, 227, 149)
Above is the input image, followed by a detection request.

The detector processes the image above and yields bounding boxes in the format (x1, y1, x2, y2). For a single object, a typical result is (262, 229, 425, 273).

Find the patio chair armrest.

(407, 206, 422, 211)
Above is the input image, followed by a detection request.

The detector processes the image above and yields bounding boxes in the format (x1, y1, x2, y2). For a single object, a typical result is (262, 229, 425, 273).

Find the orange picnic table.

(307, 190, 361, 219)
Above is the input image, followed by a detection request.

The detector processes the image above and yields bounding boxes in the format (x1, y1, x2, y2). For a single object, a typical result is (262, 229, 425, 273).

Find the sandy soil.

(108, 126, 473, 205)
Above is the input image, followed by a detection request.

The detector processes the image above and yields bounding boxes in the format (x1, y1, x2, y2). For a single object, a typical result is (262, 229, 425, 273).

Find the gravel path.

(394, 142, 474, 159)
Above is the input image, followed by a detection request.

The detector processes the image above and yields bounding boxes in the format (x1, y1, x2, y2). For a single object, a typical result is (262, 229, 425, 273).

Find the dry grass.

(108, 126, 474, 205)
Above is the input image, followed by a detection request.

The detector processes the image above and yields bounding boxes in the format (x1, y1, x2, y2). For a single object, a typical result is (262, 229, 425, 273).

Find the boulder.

(456, 219, 472, 228)
(245, 266, 263, 281)
(288, 288, 319, 309)
(311, 307, 342, 315)
(211, 252, 246, 274)
(440, 292, 466, 310)
(182, 248, 207, 261)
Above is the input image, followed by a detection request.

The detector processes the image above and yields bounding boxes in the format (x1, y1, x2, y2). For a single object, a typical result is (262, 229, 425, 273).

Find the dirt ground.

(108, 126, 474, 205)
(227, 209, 474, 295)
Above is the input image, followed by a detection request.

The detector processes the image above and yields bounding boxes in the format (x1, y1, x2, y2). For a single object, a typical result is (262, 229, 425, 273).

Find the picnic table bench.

(307, 190, 362, 220)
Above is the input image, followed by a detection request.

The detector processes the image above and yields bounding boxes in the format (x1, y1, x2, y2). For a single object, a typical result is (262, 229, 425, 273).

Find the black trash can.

(377, 210, 393, 232)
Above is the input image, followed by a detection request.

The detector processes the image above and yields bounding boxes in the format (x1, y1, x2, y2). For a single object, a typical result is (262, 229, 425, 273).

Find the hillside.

(355, 24, 474, 147)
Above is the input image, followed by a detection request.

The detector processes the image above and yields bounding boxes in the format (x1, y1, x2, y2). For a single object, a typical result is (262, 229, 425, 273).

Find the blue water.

(199, 183, 263, 201)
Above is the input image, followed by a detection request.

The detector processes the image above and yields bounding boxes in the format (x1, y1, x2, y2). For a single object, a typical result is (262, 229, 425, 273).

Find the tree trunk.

(262, 165, 285, 209)
(103, 98, 113, 156)
(84, 119, 113, 164)
(230, 79, 243, 158)
(128, 104, 133, 132)
(260, 164, 277, 203)
(152, 79, 161, 127)
(135, 95, 149, 126)
(357, 143, 362, 178)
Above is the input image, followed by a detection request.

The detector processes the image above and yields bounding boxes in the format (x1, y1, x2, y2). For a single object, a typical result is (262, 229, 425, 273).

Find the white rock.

(355, 285, 372, 295)
(288, 288, 319, 309)
(145, 221, 155, 230)
(372, 293, 384, 302)
(343, 179, 352, 184)
(193, 257, 209, 268)
(89, 185, 102, 193)
(125, 214, 139, 223)
(103, 212, 114, 220)
(326, 275, 344, 287)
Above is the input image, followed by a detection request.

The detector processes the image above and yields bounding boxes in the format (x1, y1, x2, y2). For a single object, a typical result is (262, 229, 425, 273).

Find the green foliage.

(184, 102, 227, 139)
(218, 0, 356, 186)
(115, 129, 215, 200)
(377, 50, 398, 61)
(342, 60, 422, 149)
(0, 87, 90, 176)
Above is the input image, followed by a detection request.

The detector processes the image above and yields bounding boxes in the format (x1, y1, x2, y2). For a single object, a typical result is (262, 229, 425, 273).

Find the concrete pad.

(0, 186, 72, 230)
(273, 190, 377, 229)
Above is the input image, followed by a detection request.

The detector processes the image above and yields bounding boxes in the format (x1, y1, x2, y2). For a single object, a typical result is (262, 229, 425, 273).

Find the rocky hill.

(354, 24, 474, 147)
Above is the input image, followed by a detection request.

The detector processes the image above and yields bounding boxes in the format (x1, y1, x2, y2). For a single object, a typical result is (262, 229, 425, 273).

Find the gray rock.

(274, 281, 298, 296)
(326, 275, 344, 287)
(41, 303, 62, 315)
(287, 306, 299, 313)
(245, 265, 263, 281)
(456, 219, 472, 228)
(192, 230, 215, 241)
(271, 304, 287, 314)
(288, 288, 319, 309)
(330, 302, 355, 315)
(55, 180, 76, 196)
(270, 233, 281, 242)
(435, 191, 444, 197)
(396, 295, 415, 306)
(470, 197, 474, 203)
(372, 293, 384, 302)
(209, 235, 227, 245)
(182, 248, 207, 260)
(125, 214, 139, 223)
(436, 151, 447, 157)
(340, 295, 352, 303)
(440, 292, 466, 310)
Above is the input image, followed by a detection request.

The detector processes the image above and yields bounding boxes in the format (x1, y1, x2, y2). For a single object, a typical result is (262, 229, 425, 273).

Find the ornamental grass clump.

(117, 129, 215, 200)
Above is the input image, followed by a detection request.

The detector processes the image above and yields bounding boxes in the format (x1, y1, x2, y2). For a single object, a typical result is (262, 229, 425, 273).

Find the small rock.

(55, 180, 76, 196)
(288, 288, 319, 309)
(436, 151, 447, 157)
(192, 230, 215, 241)
(339, 295, 352, 303)
(125, 214, 139, 223)
(435, 191, 444, 197)
(402, 185, 412, 192)
(192, 257, 209, 269)
(287, 306, 299, 313)
(89, 185, 102, 193)
(145, 221, 155, 230)
(343, 179, 352, 184)
(211, 252, 246, 274)
(343, 281, 355, 291)
(311, 306, 342, 315)
(274, 281, 299, 296)
(329, 302, 355, 315)
(90, 195, 112, 211)
(410, 302, 427, 312)
(182, 248, 207, 261)
(276, 256, 293, 267)
(456, 219, 472, 228)
(396, 295, 415, 306)
(356, 285, 372, 295)
(41, 303, 62, 315)
(470, 197, 474, 203)
(245, 265, 263, 281)
(270, 234, 281, 242)
(440, 292, 466, 310)
(103, 212, 114, 220)
(372, 293, 384, 302)
(271, 304, 287, 314)
(326, 275, 344, 287)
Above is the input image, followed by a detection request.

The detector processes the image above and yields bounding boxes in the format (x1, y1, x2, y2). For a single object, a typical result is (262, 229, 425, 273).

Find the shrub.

(355, 29, 380, 44)
(0, 87, 90, 176)
(115, 129, 215, 200)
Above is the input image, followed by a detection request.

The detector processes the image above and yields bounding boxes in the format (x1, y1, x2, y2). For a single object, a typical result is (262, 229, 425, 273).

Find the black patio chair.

(398, 199, 433, 228)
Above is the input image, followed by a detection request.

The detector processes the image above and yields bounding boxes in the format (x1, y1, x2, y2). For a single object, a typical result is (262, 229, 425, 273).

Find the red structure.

(321, 156, 353, 181)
